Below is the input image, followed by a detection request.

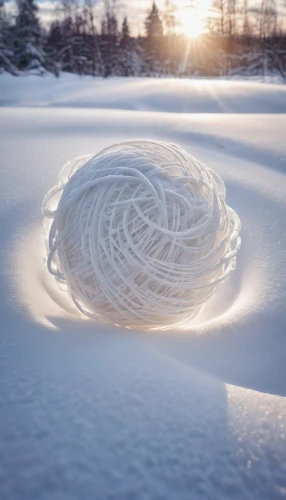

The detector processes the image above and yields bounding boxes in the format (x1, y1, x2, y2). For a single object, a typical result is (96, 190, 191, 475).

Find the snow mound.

(1, 72, 286, 113)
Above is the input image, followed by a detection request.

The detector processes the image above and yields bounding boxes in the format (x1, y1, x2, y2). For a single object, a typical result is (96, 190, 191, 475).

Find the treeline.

(0, 0, 286, 80)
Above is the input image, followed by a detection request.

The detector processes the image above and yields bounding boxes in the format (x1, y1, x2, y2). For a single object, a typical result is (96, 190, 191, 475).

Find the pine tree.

(119, 17, 134, 76)
(121, 17, 130, 47)
(0, 1, 19, 74)
(145, 2, 163, 38)
(14, 0, 45, 73)
(144, 2, 164, 74)
(46, 21, 65, 76)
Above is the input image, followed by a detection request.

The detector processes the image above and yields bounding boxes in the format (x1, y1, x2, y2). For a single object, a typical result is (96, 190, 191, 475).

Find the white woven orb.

(43, 140, 241, 330)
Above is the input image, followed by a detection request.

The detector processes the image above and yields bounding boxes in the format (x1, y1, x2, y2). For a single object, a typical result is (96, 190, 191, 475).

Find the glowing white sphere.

(43, 141, 241, 330)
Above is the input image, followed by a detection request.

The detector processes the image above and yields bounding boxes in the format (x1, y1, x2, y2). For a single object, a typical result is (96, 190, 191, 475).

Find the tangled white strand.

(43, 140, 241, 330)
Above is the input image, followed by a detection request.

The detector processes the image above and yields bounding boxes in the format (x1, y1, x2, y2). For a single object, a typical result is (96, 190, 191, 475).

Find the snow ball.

(42, 140, 241, 330)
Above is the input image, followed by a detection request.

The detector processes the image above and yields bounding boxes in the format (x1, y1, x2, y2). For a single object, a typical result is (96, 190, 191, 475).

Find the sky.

(5, 0, 213, 35)
(5, 0, 286, 35)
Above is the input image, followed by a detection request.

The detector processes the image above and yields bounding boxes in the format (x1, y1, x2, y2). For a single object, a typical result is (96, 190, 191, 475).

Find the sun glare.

(180, 14, 204, 38)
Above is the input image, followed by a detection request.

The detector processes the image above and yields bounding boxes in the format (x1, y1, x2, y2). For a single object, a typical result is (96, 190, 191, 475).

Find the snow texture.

(43, 140, 240, 329)
(0, 74, 286, 500)
(1, 72, 286, 113)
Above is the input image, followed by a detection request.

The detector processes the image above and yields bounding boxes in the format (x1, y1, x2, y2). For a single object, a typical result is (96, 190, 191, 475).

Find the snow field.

(1, 72, 286, 113)
(0, 76, 286, 499)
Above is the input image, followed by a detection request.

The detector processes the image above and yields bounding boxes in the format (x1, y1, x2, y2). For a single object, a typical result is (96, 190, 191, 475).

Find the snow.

(1, 72, 286, 113)
(0, 73, 286, 499)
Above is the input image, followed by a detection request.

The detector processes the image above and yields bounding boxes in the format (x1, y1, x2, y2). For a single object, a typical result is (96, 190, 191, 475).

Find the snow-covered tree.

(100, 1, 119, 76)
(118, 17, 137, 76)
(0, 1, 19, 74)
(83, 0, 103, 76)
(121, 16, 130, 46)
(14, 0, 45, 73)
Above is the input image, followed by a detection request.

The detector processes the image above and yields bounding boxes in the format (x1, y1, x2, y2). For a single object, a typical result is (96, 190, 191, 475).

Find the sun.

(179, 13, 204, 39)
